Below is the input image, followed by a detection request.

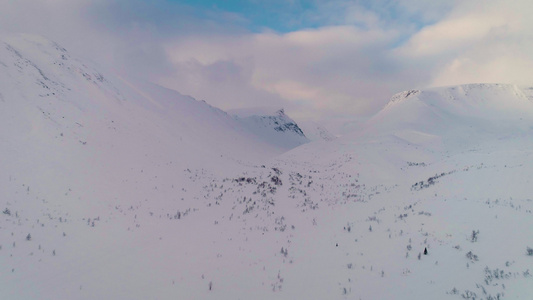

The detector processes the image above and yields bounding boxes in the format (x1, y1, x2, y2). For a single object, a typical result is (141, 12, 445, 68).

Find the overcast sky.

(2, 0, 533, 133)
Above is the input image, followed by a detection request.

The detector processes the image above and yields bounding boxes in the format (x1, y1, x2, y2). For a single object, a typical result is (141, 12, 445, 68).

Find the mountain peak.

(231, 107, 309, 149)
(363, 83, 533, 149)
(385, 83, 533, 110)
(386, 89, 421, 107)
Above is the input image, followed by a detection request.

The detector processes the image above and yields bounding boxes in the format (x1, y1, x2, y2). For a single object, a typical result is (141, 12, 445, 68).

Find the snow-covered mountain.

(297, 120, 336, 141)
(231, 107, 309, 149)
(364, 84, 533, 149)
(277, 83, 533, 299)
(1, 34, 532, 300)
(0, 34, 309, 299)
(0, 33, 310, 171)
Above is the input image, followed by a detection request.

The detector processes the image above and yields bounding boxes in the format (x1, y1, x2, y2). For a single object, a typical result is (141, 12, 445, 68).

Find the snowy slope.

(1, 33, 533, 300)
(297, 120, 336, 142)
(364, 84, 533, 150)
(0, 34, 305, 299)
(273, 84, 533, 299)
(231, 108, 310, 149)
(0, 33, 301, 173)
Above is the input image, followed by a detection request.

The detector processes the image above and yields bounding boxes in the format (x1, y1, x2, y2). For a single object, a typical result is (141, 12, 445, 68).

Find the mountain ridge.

(231, 107, 310, 149)
(360, 83, 533, 151)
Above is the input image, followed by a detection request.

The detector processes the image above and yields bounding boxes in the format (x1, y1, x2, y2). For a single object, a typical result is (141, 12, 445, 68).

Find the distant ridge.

(231, 108, 310, 149)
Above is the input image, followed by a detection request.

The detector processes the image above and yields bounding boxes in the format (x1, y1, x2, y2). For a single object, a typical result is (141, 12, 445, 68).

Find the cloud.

(0, 0, 249, 79)
(397, 0, 533, 87)
(161, 25, 412, 121)
(2, 0, 533, 133)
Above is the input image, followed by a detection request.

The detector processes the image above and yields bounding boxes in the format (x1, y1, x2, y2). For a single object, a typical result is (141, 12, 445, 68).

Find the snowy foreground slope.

(277, 85, 533, 299)
(1, 34, 533, 300)
(0, 34, 304, 299)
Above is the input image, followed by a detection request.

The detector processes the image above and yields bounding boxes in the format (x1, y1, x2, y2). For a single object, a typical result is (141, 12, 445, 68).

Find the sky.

(2, 0, 533, 133)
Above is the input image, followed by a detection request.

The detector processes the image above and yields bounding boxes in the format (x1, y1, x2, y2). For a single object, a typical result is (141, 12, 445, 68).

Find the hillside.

(0, 34, 308, 299)
(364, 84, 533, 150)
(297, 120, 337, 142)
(231, 108, 310, 149)
(276, 84, 533, 299)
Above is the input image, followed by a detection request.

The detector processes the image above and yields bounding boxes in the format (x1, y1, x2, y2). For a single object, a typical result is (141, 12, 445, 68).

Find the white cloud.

(431, 46, 533, 87)
(162, 25, 405, 121)
(160, 0, 533, 123)
(3, 0, 533, 132)
(401, 14, 507, 56)
(397, 0, 533, 87)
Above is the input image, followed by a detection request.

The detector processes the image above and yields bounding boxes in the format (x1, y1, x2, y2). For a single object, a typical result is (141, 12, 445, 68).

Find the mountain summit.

(231, 107, 309, 149)
(362, 83, 533, 150)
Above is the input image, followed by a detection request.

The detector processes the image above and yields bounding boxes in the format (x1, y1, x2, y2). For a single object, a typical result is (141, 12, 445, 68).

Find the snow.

(231, 108, 310, 149)
(296, 120, 337, 142)
(1, 34, 533, 300)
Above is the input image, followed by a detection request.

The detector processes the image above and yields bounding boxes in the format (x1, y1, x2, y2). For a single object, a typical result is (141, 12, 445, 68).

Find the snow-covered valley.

(1, 34, 532, 300)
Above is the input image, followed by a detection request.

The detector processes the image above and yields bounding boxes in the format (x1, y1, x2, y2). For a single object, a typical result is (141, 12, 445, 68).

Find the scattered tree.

(471, 230, 479, 242)
(466, 251, 478, 262)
